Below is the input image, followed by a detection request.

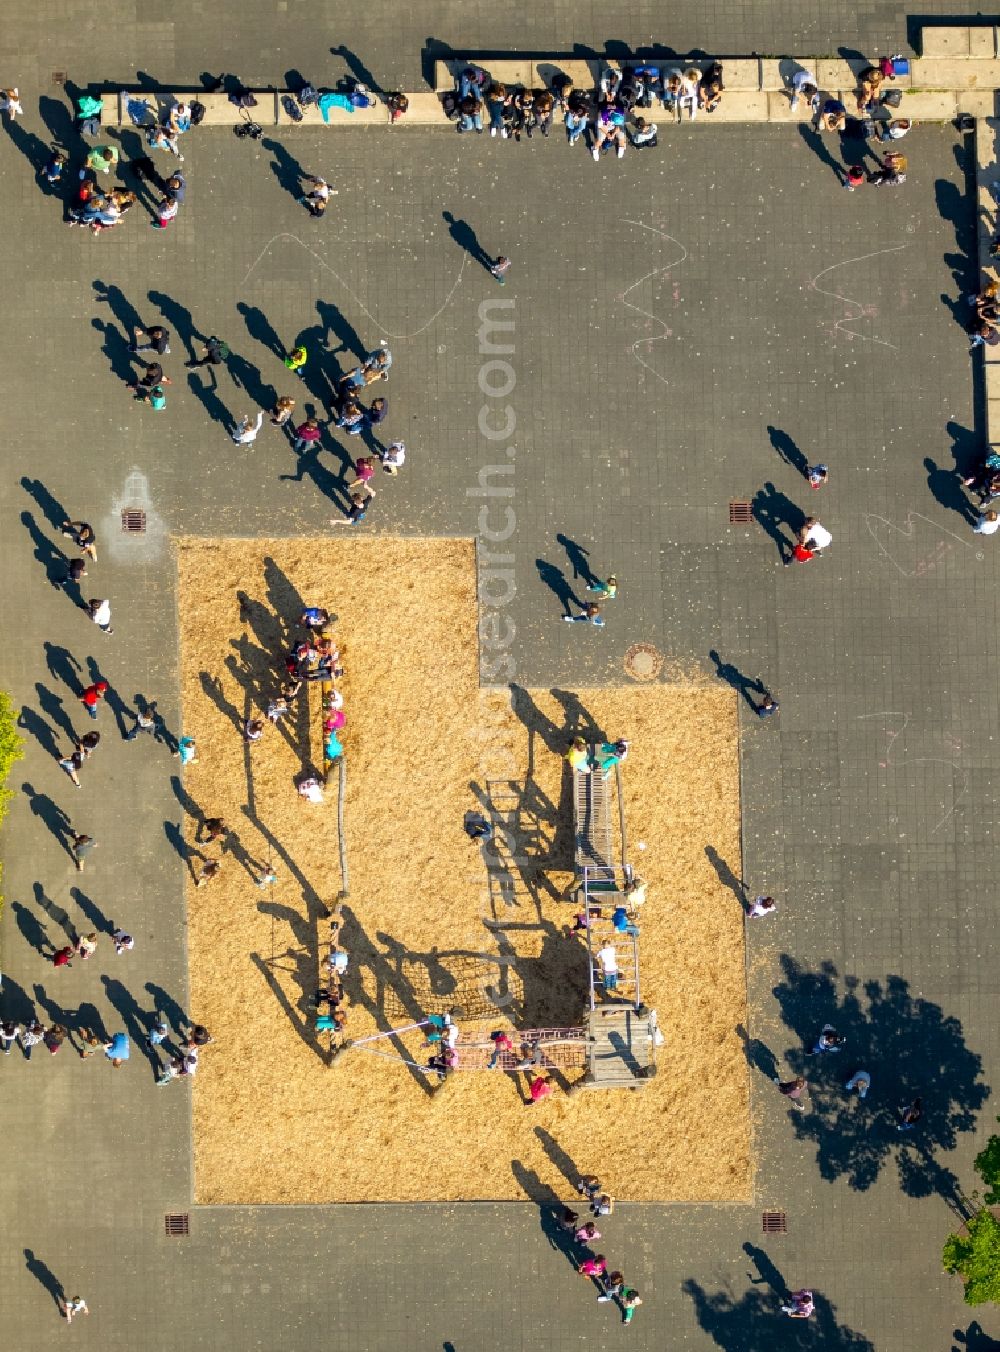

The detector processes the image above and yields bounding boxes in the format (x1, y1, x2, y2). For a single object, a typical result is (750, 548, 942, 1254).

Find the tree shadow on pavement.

(685, 1266, 875, 1352)
(774, 956, 989, 1205)
(953, 1321, 1000, 1352)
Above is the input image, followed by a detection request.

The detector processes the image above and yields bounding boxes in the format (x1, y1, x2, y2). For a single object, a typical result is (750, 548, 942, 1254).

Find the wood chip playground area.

(176, 537, 750, 1204)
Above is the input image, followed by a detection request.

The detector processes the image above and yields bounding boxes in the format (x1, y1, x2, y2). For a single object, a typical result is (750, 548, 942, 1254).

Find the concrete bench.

(922, 26, 997, 59)
(911, 59, 1000, 90)
(816, 58, 913, 93)
(275, 95, 387, 127)
(118, 90, 278, 128)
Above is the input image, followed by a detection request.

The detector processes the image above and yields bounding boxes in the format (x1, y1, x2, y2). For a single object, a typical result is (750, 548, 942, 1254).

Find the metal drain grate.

(762, 1210, 787, 1234)
(729, 500, 753, 524)
(121, 508, 147, 534)
(164, 1213, 190, 1237)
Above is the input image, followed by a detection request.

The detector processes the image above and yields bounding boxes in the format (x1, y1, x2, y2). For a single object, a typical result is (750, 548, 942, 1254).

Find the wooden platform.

(581, 1005, 657, 1089)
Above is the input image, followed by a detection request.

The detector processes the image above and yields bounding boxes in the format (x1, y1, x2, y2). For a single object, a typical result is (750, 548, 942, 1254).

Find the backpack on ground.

(297, 82, 319, 107)
(881, 88, 903, 108)
(228, 89, 258, 109)
(282, 94, 304, 122)
(189, 100, 206, 126)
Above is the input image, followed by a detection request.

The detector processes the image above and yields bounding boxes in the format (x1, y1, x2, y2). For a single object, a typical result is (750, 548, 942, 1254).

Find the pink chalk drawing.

(808, 244, 908, 349)
(619, 220, 689, 385)
(864, 509, 973, 579)
(856, 712, 969, 834)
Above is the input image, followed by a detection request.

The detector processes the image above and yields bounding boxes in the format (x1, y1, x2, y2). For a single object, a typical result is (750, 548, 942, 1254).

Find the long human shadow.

(774, 956, 989, 1204)
(93, 278, 144, 341)
(925, 456, 978, 524)
(766, 425, 810, 480)
(279, 438, 352, 501)
(796, 122, 849, 183)
(337, 905, 437, 1096)
(21, 477, 68, 532)
(249, 951, 328, 1062)
(259, 138, 306, 201)
(330, 44, 382, 93)
(21, 510, 69, 588)
(237, 300, 287, 362)
(743, 1241, 787, 1294)
(511, 1160, 582, 1269)
(32, 881, 73, 940)
(736, 1023, 780, 1080)
(315, 297, 367, 371)
(85, 657, 130, 738)
(19, 707, 59, 760)
(24, 1248, 65, 1312)
(685, 1273, 875, 1352)
(165, 820, 204, 878)
(38, 93, 77, 147)
(21, 782, 74, 854)
(443, 210, 493, 269)
(536, 558, 582, 617)
(226, 643, 300, 759)
(146, 288, 200, 360)
(91, 317, 139, 387)
(502, 684, 604, 878)
(35, 680, 78, 745)
(101, 975, 161, 1075)
(704, 845, 748, 911)
(70, 885, 115, 935)
(4, 119, 50, 174)
(838, 120, 881, 169)
(708, 650, 767, 713)
(200, 671, 243, 733)
(555, 533, 600, 587)
(44, 641, 82, 694)
(533, 1127, 583, 1189)
(11, 901, 54, 957)
(0, 971, 36, 1024)
(752, 481, 805, 563)
(144, 982, 190, 1037)
(32, 986, 105, 1053)
(187, 369, 233, 430)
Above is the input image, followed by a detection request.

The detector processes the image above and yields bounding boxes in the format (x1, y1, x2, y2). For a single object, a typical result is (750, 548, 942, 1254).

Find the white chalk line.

(863, 510, 973, 578)
(619, 220, 689, 385)
(856, 712, 968, 834)
(809, 244, 908, 349)
(241, 233, 467, 339)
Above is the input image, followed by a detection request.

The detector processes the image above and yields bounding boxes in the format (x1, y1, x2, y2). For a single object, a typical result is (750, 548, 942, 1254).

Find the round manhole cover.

(624, 643, 662, 682)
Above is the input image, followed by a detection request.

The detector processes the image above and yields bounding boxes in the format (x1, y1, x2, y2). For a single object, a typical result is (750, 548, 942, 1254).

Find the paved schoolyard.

(0, 10, 1000, 1351)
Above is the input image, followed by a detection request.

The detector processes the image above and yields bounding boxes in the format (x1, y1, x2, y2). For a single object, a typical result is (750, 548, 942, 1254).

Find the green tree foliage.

(974, 1119, 1000, 1206)
(943, 1208, 1000, 1305)
(0, 691, 23, 818)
